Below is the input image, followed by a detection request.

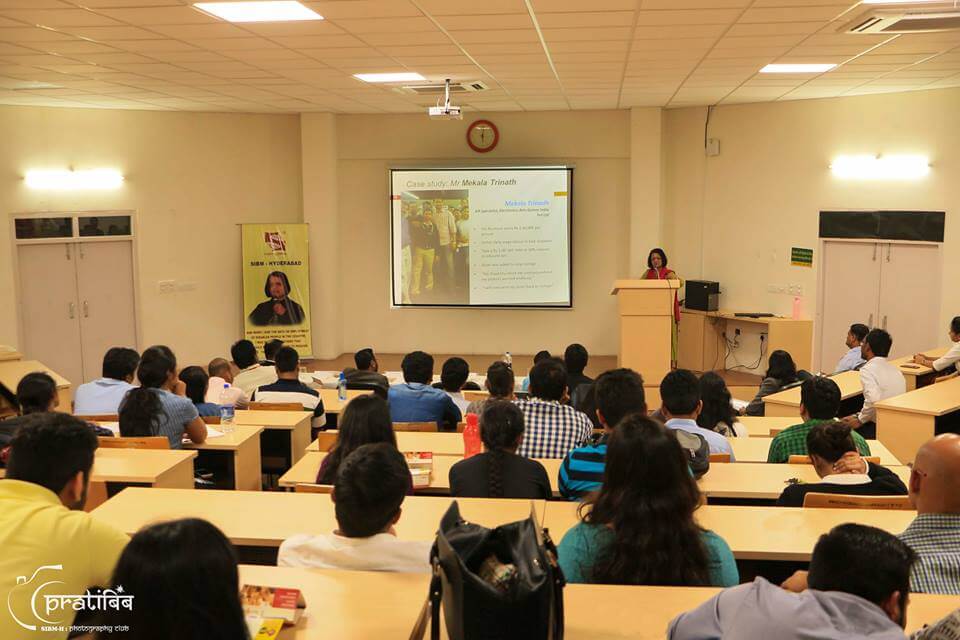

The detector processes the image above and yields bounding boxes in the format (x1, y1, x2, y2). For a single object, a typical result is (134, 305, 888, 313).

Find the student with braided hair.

(449, 400, 551, 499)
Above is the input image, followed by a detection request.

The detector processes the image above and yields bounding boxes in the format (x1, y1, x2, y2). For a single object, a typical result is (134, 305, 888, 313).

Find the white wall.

(0, 106, 303, 369)
(663, 88, 960, 365)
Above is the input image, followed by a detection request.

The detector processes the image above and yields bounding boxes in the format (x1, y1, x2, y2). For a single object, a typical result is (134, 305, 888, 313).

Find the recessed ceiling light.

(193, 1, 323, 23)
(760, 63, 836, 73)
(354, 72, 426, 83)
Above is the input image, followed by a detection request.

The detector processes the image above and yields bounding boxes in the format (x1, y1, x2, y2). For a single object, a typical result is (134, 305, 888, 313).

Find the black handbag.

(418, 500, 565, 640)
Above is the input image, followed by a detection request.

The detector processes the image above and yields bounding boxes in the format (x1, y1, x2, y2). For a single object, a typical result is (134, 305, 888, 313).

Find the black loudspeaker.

(685, 280, 720, 311)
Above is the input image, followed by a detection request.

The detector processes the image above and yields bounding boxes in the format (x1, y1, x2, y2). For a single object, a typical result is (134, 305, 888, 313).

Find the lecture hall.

(1, 0, 959, 638)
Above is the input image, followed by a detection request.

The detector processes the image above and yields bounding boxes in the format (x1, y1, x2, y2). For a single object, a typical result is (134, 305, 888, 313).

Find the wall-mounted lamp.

(830, 155, 930, 180)
(25, 169, 124, 190)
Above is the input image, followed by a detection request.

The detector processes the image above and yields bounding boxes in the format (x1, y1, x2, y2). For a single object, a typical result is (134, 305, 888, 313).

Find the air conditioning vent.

(844, 9, 960, 34)
(395, 81, 488, 95)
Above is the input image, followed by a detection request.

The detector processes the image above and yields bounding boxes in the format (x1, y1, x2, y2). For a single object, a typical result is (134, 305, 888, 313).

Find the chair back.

(708, 453, 731, 463)
(462, 390, 489, 402)
(344, 383, 387, 399)
(787, 455, 881, 464)
(802, 493, 913, 510)
(98, 436, 170, 450)
(296, 483, 334, 494)
(75, 414, 119, 422)
(201, 415, 221, 425)
(394, 422, 439, 433)
(315, 432, 338, 452)
(769, 428, 783, 436)
(248, 402, 302, 411)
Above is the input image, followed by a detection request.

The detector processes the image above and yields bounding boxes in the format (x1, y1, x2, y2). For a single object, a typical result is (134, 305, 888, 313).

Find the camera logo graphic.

(8, 564, 65, 631)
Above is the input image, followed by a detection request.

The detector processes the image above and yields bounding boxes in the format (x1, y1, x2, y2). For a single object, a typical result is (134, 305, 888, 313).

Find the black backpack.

(671, 429, 711, 478)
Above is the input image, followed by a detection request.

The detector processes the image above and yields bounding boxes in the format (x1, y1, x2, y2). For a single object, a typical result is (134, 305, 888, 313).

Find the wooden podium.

(611, 279, 680, 386)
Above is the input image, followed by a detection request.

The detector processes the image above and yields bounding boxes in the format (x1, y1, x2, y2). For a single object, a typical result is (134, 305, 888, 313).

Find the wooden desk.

(184, 425, 263, 491)
(0, 359, 73, 411)
(237, 566, 958, 640)
(1, 448, 197, 490)
(875, 376, 960, 464)
(729, 437, 900, 465)
(307, 431, 466, 455)
(543, 502, 917, 562)
(235, 410, 311, 466)
(891, 346, 947, 390)
(699, 463, 911, 501)
(679, 309, 813, 373)
(762, 370, 862, 418)
(91, 488, 545, 547)
(738, 416, 801, 436)
(317, 388, 374, 415)
(0, 349, 22, 362)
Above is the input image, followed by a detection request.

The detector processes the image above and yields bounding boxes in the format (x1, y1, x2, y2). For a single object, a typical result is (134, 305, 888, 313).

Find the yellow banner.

(242, 224, 312, 355)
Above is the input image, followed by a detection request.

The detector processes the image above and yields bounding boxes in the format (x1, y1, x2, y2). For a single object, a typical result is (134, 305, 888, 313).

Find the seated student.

(899, 434, 960, 595)
(205, 357, 249, 407)
(697, 372, 747, 438)
(0, 414, 129, 638)
(521, 349, 552, 392)
(436, 356, 471, 414)
(564, 343, 593, 396)
(343, 347, 390, 393)
(464, 361, 515, 416)
(449, 400, 551, 499)
(840, 329, 906, 439)
(776, 422, 907, 507)
(95, 518, 247, 640)
(73, 347, 139, 415)
(661, 369, 734, 459)
(278, 443, 432, 573)
(768, 376, 871, 463)
(745, 350, 812, 416)
(253, 346, 325, 430)
(178, 366, 221, 417)
(1, 372, 62, 460)
(914, 316, 960, 379)
(119, 346, 207, 449)
(516, 358, 593, 459)
(557, 415, 738, 586)
(388, 351, 461, 431)
(261, 338, 284, 366)
(316, 394, 396, 485)
(558, 368, 646, 501)
(668, 524, 915, 640)
(231, 339, 277, 396)
(835, 323, 869, 373)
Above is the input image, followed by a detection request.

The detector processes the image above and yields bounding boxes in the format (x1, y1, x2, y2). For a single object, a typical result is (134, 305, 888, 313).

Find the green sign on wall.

(791, 247, 813, 267)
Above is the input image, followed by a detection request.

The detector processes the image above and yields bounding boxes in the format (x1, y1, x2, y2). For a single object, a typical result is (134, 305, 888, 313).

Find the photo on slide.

(400, 189, 470, 306)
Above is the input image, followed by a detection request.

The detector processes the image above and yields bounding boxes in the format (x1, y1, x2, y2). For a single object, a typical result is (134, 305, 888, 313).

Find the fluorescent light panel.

(830, 155, 930, 180)
(193, 2, 322, 23)
(760, 63, 836, 73)
(354, 72, 426, 83)
(862, 0, 944, 4)
(25, 169, 124, 190)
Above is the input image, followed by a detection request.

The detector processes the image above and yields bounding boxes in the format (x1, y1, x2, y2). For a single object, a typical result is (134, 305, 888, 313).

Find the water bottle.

(503, 351, 512, 367)
(219, 383, 235, 433)
(463, 413, 482, 459)
(338, 372, 348, 403)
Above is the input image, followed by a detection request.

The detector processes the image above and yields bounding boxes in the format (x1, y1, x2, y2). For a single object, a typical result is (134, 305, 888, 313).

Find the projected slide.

(391, 167, 572, 308)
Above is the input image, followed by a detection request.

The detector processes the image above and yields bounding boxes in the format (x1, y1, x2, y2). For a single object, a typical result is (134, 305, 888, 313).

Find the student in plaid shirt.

(899, 434, 960, 595)
(767, 376, 871, 463)
(516, 358, 593, 459)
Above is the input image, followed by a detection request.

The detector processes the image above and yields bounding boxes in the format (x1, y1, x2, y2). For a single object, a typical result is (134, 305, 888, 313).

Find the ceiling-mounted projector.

(428, 78, 463, 120)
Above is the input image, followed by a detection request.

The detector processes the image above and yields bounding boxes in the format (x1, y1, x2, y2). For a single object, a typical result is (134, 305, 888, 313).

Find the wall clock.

(466, 119, 499, 153)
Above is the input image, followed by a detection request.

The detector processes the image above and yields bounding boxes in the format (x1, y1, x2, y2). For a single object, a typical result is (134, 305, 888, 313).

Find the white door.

(878, 243, 941, 360)
(75, 241, 138, 382)
(16, 243, 85, 385)
(818, 241, 882, 372)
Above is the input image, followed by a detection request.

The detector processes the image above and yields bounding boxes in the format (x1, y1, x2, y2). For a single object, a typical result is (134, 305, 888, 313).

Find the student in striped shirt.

(558, 368, 646, 500)
(253, 346, 326, 430)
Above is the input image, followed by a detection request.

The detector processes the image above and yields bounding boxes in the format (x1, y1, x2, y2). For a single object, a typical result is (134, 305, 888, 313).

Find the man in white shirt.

(436, 204, 458, 292)
(914, 316, 960, 378)
(205, 357, 249, 407)
(277, 443, 431, 573)
(230, 339, 277, 396)
(73, 347, 139, 415)
(841, 329, 906, 439)
(834, 323, 868, 373)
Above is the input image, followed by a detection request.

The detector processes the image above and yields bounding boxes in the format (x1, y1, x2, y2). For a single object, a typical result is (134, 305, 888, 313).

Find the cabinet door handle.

(882, 315, 888, 330)
(872, 244, 878, 261)
(868, 313, 873, 328)
(886, 244, 891, 262)
(65, 245, 71, 260)
(79, 244, 84, 259)
(68, 302, 75, 319)
(82, 301, 89, 318)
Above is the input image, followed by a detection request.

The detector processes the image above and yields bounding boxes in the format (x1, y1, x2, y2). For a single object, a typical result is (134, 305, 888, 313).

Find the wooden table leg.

(234, 435, 262, 491)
